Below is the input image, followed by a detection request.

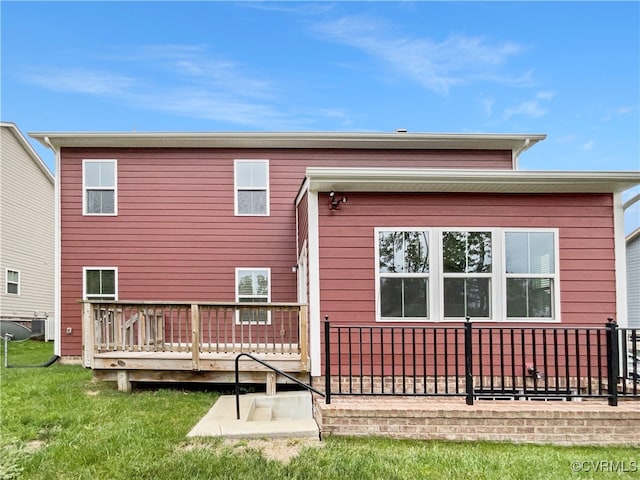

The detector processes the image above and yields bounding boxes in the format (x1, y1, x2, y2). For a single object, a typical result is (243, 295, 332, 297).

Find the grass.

(1, 340, 638, 479)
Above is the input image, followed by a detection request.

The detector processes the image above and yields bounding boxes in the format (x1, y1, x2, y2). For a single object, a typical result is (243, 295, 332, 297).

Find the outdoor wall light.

(329, 191, 348, 210)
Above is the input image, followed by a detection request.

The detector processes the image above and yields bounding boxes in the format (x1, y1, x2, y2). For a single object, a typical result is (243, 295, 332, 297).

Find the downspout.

(43, 137, 62, 357)
(512, 138, 530, 170)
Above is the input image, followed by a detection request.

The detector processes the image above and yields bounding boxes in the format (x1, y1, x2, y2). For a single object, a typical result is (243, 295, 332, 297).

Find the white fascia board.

(2, 123, 54, 183)
(305, 168, 640, 194)
(28, 131, 546, 152)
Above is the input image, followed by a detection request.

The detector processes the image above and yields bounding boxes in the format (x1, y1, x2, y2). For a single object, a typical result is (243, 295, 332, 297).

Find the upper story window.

(234, 160, 269, 216)
(236, 268, 271, 323)
(83, 267, 117, 300)
(83, 160, 117, 215)
(6, 269, 20, 295)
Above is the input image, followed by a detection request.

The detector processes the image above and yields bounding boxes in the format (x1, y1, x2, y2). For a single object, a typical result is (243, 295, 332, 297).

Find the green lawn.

(1, 340, 638, 479)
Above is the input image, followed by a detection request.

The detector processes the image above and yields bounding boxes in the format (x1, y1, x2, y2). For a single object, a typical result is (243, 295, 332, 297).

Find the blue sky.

(2, 1, 639, 228)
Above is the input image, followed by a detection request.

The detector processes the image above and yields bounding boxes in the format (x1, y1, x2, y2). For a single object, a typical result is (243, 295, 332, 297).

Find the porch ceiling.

(305, 168, 640, 194)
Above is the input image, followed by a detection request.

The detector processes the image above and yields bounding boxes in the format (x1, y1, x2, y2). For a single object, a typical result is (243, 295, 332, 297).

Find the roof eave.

(305, 168, 640, 194)
(28, 131, 546, 152)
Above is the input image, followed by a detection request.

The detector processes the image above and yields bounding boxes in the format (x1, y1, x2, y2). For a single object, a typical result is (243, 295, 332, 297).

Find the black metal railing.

(324, 318, 639, 406)
(234, 352, 324, 419)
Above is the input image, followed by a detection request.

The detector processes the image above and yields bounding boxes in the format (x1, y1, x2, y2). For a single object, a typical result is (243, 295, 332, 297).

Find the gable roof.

(1, 122, 54, 184)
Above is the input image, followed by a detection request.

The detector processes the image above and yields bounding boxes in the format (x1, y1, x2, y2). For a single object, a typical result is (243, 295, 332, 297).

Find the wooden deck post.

(299, 305, 309, 372)
(191, 304, 200, 371)
(117, 370, 132, 393)
(266, 371, 277, 396)
(82, 302, 94, 368)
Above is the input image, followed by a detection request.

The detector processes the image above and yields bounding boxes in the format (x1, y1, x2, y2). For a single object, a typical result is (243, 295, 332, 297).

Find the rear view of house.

(1, 122, 55, 339)
(31, 130, 639, 396)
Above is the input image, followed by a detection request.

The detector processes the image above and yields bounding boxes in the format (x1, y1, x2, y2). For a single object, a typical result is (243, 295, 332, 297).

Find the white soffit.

(305, 168, 640, 194)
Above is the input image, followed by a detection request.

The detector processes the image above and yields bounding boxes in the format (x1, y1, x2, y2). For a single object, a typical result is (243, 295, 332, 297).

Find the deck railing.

(324, 318, 639, 406)
(82, 301, 308, 369)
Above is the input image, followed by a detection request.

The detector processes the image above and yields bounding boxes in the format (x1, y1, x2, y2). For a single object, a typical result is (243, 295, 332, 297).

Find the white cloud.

(18, 45, 309, 129)
(22, 68, 134, 96)
(504, 100, 548, 119)
(314, 15, 527, 95)
(601, 106, 636, 122)
(582, 140, 595, 151)
(503, 91, 555, 119)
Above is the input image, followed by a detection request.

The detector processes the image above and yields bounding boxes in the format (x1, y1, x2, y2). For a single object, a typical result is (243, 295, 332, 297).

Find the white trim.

(82, 267, 118, 300)
(305, 167, 640, 194)
(374, 228, 432, 322)
(31, 131, 546, 153)
(502, 228, 561, 323)
(233, 159, 270, 216)
(307, 191, 321, 376)
(235, 267, 272, 324)
(5, 268, 20, 295)
(439, 229, 495, 321)
(82, 159, 118, 216)
(45, 137, 62, 356)
(614, 193, 628, 328)
(1, 123, 54, 184)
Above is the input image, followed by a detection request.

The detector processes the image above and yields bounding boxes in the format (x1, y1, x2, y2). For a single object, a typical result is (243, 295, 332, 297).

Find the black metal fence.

(323, 318, 639, 406)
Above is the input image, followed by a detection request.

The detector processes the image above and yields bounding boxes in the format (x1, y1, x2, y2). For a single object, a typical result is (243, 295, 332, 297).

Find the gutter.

(512, 137, 531, 170)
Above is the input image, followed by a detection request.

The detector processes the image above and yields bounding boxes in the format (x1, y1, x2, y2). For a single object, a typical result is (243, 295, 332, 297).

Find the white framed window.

(374, 228, 560, 322)
(234, 160, 269, 216)
(236, 268, 271, 323)
(6, 269, 20, 295)
(376, 229, 430, 321)
(441, 230, 493, 320)
(83, 160, 117, 215)
(504, 230, 559, 320)
(83, 267, 118, 300)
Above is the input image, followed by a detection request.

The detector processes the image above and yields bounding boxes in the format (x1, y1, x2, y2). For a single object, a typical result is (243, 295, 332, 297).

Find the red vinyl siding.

(60, 147, 509, 355)
(317, 192, 616, 328)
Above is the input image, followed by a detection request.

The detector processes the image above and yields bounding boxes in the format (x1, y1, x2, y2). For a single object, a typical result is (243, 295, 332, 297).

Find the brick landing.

(315, 398, 640, 446)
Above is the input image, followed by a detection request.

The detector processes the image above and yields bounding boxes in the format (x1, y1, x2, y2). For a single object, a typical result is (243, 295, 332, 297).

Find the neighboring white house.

(627, 227, 640, 329)
(1, 122, 54, 338)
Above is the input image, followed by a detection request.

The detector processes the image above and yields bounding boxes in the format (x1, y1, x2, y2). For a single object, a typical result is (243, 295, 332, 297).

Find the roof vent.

(395, 129, 408, 133)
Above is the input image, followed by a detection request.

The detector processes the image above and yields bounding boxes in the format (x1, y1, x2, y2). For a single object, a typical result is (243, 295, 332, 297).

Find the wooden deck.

(81, 301, 309, 391)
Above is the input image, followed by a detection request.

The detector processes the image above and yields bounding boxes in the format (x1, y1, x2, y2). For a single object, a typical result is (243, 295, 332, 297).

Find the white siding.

(627, 229, 640, 329)
(0, 125, 55, 321)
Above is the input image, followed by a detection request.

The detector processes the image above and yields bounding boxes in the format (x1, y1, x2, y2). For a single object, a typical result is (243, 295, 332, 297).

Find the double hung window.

(83, 160, 117, 215)
(234, 160, 269, 216)
(505, 231, 556, 319)
(236, 268, 271, 323)
(6, 269, 19, 295)
(377, 230, 430, 319)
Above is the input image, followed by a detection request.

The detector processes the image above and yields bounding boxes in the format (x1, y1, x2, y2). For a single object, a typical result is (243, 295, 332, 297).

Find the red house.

(32, 131, 639, 394)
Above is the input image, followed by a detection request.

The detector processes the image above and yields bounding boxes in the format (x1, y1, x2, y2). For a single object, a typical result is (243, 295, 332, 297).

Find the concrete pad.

(187, 391, 319, 439)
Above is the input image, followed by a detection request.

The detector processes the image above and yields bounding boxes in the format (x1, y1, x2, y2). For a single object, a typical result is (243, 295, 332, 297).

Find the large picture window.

(83, 160, 117, 215)
(236, 268, 271, 323)
(234, 160, 269, 216)
(375, 228, 559, 322)
(83, 268, 117, 300)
